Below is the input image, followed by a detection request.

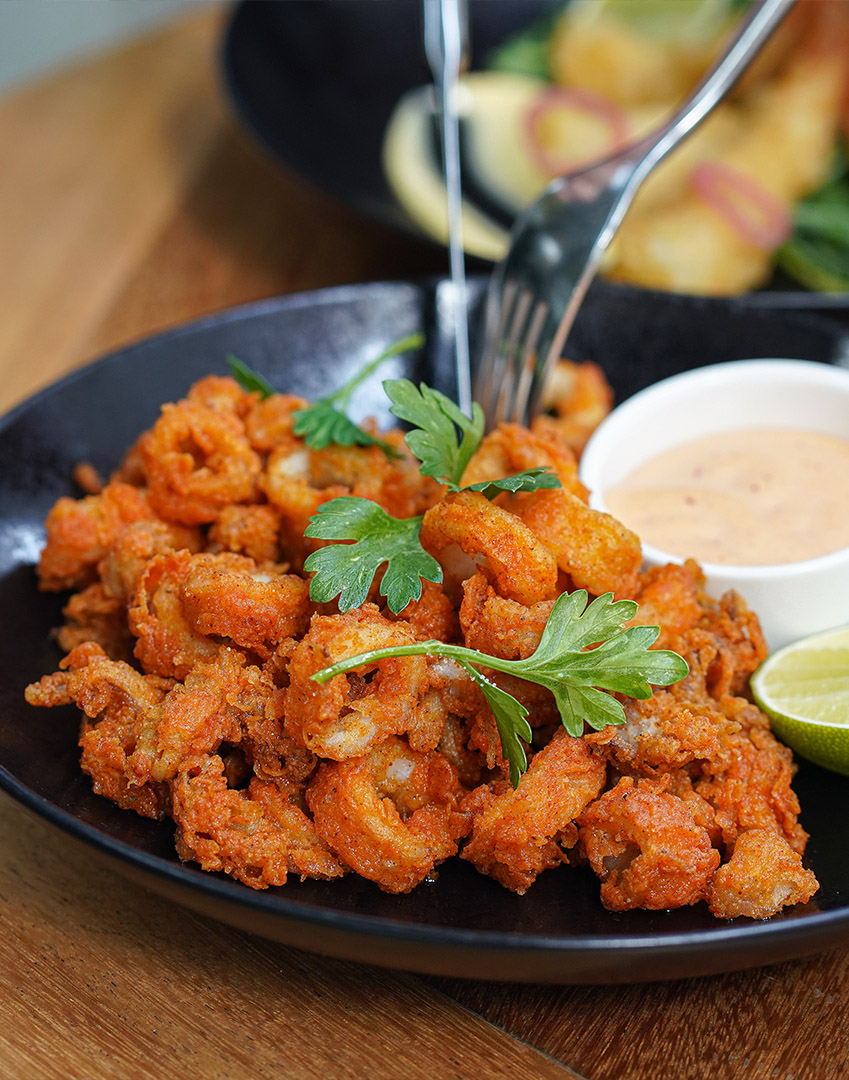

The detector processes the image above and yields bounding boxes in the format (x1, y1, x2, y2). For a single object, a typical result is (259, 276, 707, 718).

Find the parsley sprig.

(227, 355, 275, 399)
(227, 335, 425, 454)
(312, 590, 689, 787)
(303, 497, 442, 614)
(292, 334, 424, 454)
(304, 376, 561, 613)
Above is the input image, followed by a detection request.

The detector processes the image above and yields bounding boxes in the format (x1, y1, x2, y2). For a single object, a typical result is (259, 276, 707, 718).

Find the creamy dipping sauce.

(605, 426, 849, 566)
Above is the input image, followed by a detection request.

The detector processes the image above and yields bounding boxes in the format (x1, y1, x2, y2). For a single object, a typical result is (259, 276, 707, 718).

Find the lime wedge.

(751, 625, 849, 776)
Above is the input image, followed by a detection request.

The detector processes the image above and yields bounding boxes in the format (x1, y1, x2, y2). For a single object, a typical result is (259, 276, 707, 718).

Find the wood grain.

(2, 8, 848, 1080)
(0, 792, 580, 1080)
(431, 957, 849, 1079)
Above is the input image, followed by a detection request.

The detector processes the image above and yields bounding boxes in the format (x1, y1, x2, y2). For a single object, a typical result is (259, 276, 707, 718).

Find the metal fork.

(475, 0, 796, 428)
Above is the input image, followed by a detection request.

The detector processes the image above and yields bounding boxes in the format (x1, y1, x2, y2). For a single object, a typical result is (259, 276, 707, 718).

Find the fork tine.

(492, 286, 533, 424)
(475, 277, 517, 423)
(507, 298, 549, 425)
(524, 273, 595, 423)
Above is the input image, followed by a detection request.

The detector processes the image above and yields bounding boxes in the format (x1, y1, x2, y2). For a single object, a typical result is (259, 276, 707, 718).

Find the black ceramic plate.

(3, 279, 849, 985)
(222, 0, 849, 309)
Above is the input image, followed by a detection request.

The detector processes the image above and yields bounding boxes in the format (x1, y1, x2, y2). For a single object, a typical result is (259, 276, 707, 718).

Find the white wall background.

(0, 0, 209, 94)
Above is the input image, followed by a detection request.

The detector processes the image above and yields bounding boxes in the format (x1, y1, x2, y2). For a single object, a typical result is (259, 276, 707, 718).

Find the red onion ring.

(524, 86, 630, 176)
(690, 161, 793, 251)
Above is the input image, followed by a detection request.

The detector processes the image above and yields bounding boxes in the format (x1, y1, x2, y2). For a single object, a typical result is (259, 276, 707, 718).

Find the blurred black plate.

(3, 279, 849, 984)
(222, 0, 849, 310)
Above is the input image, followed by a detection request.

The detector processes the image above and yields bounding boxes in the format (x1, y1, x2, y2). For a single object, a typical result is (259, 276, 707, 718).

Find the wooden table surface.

(1, 9, 847, 1079)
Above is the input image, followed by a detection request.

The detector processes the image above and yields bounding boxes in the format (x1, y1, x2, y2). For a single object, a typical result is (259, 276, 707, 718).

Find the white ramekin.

(579, 358, 849, 651)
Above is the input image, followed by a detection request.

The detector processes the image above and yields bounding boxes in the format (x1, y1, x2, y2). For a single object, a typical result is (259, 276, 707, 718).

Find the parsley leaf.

(226, 355, 275, 400)
(459, 660, 533, 788)
(384, 378, 561, 497)
(304, 496, 442, 614)
(310, 589, 689, 787)
(464, 467, 562, 500)
(292, 334, 424, 455)
(384, 378, 485, 487)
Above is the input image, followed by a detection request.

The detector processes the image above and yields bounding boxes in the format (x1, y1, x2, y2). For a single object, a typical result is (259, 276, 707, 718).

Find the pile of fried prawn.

(25, 362, 819, 919)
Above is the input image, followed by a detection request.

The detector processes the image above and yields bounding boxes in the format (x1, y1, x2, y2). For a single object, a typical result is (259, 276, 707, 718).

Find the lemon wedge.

(751, 624, 849, 776)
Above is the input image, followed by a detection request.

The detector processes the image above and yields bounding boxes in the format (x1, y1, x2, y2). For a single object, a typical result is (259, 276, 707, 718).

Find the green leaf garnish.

(304, 496, 442, 614)
(311, 589, 689, 787)
(776, 142, 849, 292)
(384, 377, 485, 487)
(464, 467, 562, 500)
(485, 5, 562, 79)
(226, 355, 275, 400)
(459, 660, 533, 789)
(292, 334, 424, 455)
(384, 377, 561, 497)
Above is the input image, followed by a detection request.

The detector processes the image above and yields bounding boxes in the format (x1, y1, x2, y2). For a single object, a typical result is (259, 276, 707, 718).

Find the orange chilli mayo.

(604, 427, 849, 566)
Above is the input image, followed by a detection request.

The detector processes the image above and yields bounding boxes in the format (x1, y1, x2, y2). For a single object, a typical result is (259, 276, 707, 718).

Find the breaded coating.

(579, 777, 721, 911)
(695, 724, 808, 855)
(180, 552, 311, 658)
(516, 488, 642, 598)
(460, 573, 555, 660)
(129, 549, 220, 679)
(306, 736, 468, 893)
(421, 489, 558, 606)
(284, 606, 428, 760)
(25, 642, 171, 819)
(462, 730, 606, 893)
(460, 421, 587, 498)
(38, 482, 154, 591)
(172, 757, 344, 889)
(207, 503, 283, 565)
(140, 400, 262, 524)
(707, 829, 819, 920)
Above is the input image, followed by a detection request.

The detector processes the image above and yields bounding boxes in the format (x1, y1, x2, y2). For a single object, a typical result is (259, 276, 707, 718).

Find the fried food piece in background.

(536, 360, 614, 456)
(706, 828, 819, 920)
(462, 729, 606, 893)
(608, 12, 849, 294)
(284, 606, 429, 760)
(579, 776, 721, 911)
(460, 420, 587, 497)
(306, 736, 468, 893)
(140, 399, 262, 524)
(547, 0, 735, 107)
(37, 481, 155, 591)
(545, 2, 848, 295)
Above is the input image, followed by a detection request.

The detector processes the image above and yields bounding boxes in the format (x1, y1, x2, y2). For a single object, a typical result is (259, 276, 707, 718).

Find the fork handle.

(627, 0, 797, 195)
